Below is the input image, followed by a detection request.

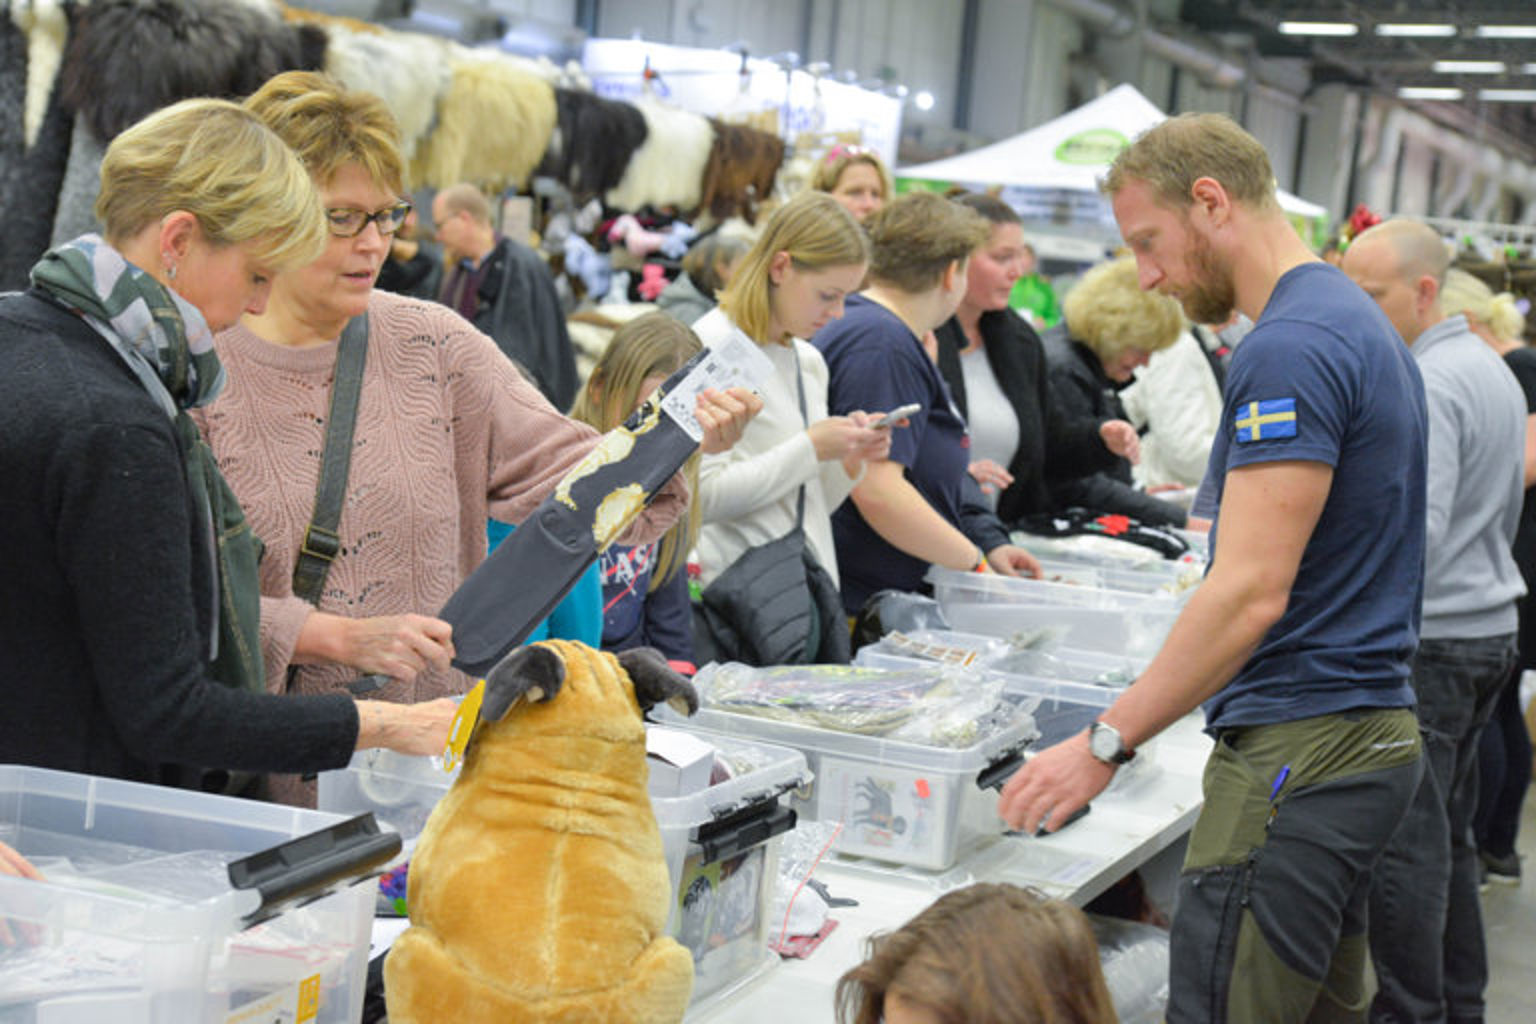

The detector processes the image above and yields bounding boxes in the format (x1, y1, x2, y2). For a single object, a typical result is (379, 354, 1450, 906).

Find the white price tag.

(661, 334, 774, 442)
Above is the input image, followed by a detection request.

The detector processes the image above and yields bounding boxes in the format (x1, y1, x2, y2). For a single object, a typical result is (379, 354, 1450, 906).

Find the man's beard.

(1175, 229, 1237, 325)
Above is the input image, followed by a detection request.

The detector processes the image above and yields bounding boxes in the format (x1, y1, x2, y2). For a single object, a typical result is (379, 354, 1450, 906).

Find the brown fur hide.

(697, 120, 786, 224)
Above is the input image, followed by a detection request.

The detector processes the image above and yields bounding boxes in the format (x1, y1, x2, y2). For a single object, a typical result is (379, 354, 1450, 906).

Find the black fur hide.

(60, 0, 325, 143)
(1, 1, 78, 291)
(536, 88, 648, 203)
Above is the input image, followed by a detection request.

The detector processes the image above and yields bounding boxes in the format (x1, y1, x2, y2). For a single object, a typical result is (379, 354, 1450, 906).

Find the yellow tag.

(441, 679, 485, 773)
(296, 974, 322, 1023)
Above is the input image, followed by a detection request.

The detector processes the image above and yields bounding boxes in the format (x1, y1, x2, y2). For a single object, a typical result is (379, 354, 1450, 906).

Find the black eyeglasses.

(326, 202, 412, 238)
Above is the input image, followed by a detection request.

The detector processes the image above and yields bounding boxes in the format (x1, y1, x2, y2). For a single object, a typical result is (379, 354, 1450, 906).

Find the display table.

(687, 712, 1212, 1023)
(362, 713, 1211, 1024)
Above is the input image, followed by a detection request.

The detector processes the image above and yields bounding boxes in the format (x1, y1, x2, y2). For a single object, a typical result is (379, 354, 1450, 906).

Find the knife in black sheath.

(437, 339, 768, 678)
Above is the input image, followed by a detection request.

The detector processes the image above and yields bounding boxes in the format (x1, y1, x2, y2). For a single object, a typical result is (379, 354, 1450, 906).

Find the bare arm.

(998, 459, 1332, 833)
(850, 459, 985, 571)
(1524, 413, 1536, 489)
(354, 697, 459, 756)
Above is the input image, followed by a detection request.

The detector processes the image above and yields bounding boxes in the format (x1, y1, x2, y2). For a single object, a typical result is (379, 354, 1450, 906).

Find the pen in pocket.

(1269, 764, 1291, 802)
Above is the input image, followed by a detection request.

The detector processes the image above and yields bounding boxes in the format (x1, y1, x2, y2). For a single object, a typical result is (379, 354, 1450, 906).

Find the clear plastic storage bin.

(926, 566, 1183, 659)
(318, 730, 809, 1012)
(658, 698, 1036, 873)
(318, 748, 453, 849)
(854, 628, 1145, 686)
(0, 764, 383, 1024)
(854, 633, 1159, 788)
(651, 735, 809, 1013)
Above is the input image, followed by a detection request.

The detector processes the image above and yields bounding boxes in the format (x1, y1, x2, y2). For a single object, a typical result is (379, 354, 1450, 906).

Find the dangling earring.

(166, 264, 178, 281)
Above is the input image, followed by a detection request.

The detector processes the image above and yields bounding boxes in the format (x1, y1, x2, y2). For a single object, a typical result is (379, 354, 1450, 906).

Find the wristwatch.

(1087, 721, 1136, 765)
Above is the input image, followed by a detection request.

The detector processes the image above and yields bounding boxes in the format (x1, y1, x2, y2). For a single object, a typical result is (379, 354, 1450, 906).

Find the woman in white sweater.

(692, 191, 891, 596)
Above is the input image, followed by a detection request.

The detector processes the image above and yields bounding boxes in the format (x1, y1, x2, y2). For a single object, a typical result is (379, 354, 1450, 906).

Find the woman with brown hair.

(836, 883, 1119, 1024)
(815, 191, 1041, 615)
(934, 193, 1140, 524)
(199, 72, 755, 805)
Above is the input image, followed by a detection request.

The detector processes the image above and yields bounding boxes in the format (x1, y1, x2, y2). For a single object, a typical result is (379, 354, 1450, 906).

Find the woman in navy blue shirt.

(814, 192, 1041, 614)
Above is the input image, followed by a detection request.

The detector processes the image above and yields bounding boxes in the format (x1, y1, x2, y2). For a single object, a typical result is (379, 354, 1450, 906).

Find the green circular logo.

(1054, 128, 1130, 166)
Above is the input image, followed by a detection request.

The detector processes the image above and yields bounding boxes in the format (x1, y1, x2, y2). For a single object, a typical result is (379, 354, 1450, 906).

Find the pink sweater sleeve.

(442, 315, 687, 544)
(198, 293, 685, 714)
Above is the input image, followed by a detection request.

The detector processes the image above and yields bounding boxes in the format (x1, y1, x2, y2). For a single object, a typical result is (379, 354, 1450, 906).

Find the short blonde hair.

(244, 70, 406, 194)
(1063, 256, 1184, 361)
(1441, 267, 1527, 344)
(810, 146, 893, 200)
(866, 191, 991, 294)
(719, 190, 869, 343)
(96, 98, 326, 272)
(436, 182, 492, 227)
(569, 312, 703, 586)
(1102, 112, 1280, 215)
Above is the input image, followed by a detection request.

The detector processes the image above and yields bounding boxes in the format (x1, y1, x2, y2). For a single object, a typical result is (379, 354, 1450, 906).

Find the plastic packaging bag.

(693, 662, 1010, 748)
(1089, 914, 1171, 1024)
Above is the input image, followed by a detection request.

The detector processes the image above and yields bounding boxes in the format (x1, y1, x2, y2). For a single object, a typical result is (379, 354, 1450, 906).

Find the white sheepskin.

(326, 26, 452, 161)
(605, 96, 715, 214)
(10, 0, 67, 149)
(410, 44, 556, 191)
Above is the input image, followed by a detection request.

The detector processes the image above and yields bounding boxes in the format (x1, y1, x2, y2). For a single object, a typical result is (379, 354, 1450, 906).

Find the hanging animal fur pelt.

(536, 88, 648, 204)
(2, 0, 78, 291)
(411, 47, 556, 192)
(324, 25, 450, 162)
(50, 118, 105, 247)
(697, 119, 786, 224)
(605, 96, 715, 215)
(59, 0, 325, 144)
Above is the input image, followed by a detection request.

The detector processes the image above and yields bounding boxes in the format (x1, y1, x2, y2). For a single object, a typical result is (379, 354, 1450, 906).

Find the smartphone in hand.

(873, 403, 922, 429)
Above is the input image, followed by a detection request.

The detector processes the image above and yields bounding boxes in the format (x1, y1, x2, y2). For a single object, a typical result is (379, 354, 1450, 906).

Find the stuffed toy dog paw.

(385, 639, 699, 1024)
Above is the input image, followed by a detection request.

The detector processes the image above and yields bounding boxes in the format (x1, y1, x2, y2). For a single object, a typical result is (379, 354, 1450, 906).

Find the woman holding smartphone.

(693, 191, 893, 660)
(814, 192, 1041, 615)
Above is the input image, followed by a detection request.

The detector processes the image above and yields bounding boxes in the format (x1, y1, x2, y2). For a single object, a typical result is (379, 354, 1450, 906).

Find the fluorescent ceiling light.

(1476, 26, 1536, 39)
(1479, 88, 1536, 101)
(1524, 63, 1536, 75)
(1398, 86, 1465, 100)
(1279, 21, 1358, 37)
(1432, 60, 1506, 74)
(1376, 24, 1457, 37)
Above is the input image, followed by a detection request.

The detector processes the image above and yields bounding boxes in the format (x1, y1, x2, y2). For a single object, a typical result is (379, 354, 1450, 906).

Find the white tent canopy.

(899, 83, 1328, 220)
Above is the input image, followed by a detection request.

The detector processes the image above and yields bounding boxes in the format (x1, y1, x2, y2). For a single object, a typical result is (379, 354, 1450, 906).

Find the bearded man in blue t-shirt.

(999, 113, 1428, 1023)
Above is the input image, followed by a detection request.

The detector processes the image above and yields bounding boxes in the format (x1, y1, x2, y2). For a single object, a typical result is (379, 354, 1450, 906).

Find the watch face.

(1090, 724, 1120, 762)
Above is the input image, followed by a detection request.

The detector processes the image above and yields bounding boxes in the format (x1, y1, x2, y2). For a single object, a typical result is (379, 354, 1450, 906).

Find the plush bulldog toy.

(385, 639, 700, 1024)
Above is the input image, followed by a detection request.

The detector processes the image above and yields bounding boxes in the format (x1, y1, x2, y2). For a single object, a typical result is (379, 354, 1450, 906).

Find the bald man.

(1344, 220, 1526, 1024)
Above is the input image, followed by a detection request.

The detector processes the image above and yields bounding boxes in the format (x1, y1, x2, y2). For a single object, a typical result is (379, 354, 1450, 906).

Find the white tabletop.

(686, 713, 1212, 1023)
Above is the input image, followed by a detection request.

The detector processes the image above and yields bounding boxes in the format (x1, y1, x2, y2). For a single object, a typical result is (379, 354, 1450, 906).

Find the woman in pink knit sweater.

(194, 72, 755, 806)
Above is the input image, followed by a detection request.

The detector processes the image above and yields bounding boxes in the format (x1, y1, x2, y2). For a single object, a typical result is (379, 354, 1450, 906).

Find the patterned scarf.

(29, 234, 225, 416)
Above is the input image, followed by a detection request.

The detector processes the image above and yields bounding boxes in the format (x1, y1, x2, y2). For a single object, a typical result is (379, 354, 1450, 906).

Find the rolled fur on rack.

(324, 24, 450, 162)
(605, 96, 715, 215)
(697, 119, 785, 224)
(11, 0, 67, 150)
(536, 87, 648, 203)
(410, 48, 556, 191)
(59, 0, 323, 144)
(49, 119, 105, 247)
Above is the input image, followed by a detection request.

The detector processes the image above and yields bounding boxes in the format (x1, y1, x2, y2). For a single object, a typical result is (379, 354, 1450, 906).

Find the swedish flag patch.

(1234, 398, 1297, 443)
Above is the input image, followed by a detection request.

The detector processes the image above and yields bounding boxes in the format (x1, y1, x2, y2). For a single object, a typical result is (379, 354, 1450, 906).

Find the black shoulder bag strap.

(292, 313, 369, 606)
